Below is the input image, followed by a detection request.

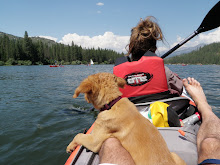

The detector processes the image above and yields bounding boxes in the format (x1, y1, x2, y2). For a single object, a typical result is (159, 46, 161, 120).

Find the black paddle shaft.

(161, 31, 199, 59)
(161, 1, 220, 59)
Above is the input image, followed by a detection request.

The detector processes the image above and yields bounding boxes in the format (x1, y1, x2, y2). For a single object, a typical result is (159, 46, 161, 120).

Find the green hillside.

(0, 32, 56, 46)
(164, 42, 220, 65)
(0, 31, 124, 66)
(0, 32, 22, 40)
(30, 36, 57, 47)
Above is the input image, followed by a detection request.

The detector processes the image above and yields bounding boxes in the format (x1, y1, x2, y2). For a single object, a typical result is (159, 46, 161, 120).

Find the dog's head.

(73, 72, 126, 110)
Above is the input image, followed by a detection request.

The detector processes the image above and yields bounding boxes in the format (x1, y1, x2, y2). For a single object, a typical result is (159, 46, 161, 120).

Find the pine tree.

(23, 31, 30, 60)
(2, 34, 10, 61)
(37, 41, 44, 63)
(23, 31, 38, 63)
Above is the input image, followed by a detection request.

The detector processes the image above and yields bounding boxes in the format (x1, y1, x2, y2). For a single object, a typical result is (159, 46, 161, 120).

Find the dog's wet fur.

(66, 72, 186, 165)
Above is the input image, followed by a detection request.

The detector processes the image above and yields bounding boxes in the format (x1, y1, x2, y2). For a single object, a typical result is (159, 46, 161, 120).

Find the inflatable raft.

(65, 90, 200, 165)
(64, 2, 220, 163)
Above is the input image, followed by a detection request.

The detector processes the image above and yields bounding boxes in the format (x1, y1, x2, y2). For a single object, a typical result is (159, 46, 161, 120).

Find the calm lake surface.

(0, 64, 220, 165)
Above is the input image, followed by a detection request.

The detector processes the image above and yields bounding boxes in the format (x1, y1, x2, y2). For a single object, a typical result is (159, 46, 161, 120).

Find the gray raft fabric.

(72, 149, 99, 165)
(158, 125, 199, 165)
(73, 125, 199, 165)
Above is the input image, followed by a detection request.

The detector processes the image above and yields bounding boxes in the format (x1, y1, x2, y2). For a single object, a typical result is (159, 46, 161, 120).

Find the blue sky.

(1, 0, 220, 54)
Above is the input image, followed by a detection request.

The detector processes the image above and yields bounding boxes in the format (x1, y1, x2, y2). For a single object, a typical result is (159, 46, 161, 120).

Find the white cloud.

(59, 32, 130, 53)
(55, 27, 220, 54)
(96, 2, 104, 6)
(38, 35, 58, 42)
(97, 11, 101, 14)
(157, 27, 220, 54)
(157, 46, 168, 54)
(198, 27, 220, 44)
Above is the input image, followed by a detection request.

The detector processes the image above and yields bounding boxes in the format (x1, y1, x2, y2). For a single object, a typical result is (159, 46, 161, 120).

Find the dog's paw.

(66, 143, 78, 153)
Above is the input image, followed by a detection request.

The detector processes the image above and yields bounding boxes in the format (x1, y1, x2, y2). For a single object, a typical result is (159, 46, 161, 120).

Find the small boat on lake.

(90, 59, 94, 65)
(49, 65, 64, 67)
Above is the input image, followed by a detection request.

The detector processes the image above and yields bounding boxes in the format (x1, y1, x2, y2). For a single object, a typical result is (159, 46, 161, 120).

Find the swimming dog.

(66, 72, 185, 165)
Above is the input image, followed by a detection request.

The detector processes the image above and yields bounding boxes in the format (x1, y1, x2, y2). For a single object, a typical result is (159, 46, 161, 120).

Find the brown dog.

(66, 72, 186, 165)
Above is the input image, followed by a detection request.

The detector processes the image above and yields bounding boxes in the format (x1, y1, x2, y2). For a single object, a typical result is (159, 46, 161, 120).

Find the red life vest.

(113, 52, 168, 98)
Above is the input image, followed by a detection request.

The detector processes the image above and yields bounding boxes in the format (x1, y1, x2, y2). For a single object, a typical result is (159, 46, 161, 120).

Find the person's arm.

(165, 66, 183, 96)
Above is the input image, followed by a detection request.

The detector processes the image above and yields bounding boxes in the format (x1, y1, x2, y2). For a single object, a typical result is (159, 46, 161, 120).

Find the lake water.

(0, 65, 220, 165)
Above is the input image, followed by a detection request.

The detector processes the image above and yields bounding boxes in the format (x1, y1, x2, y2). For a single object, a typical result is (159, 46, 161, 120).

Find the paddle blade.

(197, 1, 220, 33)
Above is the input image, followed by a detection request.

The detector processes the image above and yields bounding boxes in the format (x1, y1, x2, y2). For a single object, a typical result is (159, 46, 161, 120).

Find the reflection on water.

(0, 64, 220, 164)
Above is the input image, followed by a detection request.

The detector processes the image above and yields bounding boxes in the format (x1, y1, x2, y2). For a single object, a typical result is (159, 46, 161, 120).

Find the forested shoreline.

(164, 42, 220, 65)
(1, 31, 220, 66)
(0, 31, 124, 66)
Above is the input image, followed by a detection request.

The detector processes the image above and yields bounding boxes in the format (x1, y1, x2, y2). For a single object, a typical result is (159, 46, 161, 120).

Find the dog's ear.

(73, 79, 92, 98)
(115, 76, 126, 88)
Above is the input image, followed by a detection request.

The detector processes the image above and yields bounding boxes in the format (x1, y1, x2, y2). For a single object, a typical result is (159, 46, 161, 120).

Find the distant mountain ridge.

(159, 43, 206, 58)
(0, 31, 22, 40)
(169, 43, 206, 57)
(0, 31, 56, 46)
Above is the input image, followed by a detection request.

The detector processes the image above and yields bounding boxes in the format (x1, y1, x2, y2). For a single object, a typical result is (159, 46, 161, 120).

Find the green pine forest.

(164, 42, 220, 65)
(0, 31, 124, 66)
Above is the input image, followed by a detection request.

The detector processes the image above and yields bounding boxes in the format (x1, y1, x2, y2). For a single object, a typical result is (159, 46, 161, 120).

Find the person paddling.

(113, 16, 183, 101)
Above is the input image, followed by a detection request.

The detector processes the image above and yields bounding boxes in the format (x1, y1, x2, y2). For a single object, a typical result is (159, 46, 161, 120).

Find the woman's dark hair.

(127, 16, 163, 61)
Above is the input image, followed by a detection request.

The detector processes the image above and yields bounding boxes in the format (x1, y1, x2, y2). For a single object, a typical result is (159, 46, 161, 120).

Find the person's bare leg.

(183, 77, 220, 163)
(99, 138, 135, 165)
